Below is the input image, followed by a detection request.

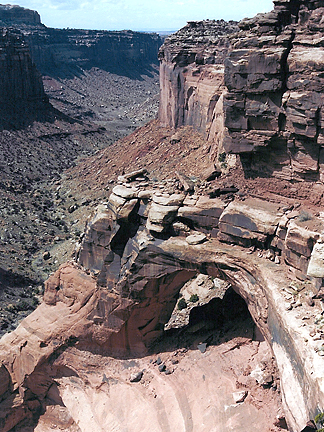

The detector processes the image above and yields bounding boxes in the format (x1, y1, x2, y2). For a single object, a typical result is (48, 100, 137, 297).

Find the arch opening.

(161, 273, 265, 353)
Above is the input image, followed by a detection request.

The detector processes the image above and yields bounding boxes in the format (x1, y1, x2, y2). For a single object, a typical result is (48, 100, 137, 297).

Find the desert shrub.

(218, 152, 226, 163)
(177, 298, 187, 310)
(315, 413, 324, 432)
(298, 210, 312, 222)
(189, 294, 199, 303)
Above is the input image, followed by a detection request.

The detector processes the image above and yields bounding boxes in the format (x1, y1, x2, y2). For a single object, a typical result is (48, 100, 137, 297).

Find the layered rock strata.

(159, 0, 324, 181)
(0, 27, 49, 128)
(159, 20, 238, 135)
(0, 172, 323, 431)
(0, 5, 162, 79)
(0, 5, 41, 26)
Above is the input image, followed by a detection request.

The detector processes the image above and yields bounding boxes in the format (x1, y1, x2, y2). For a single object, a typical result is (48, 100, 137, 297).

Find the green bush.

(218, 152, 226, 163)
(189, 294, 199, 303)
(315, 413, 324, 432)
(177, 298, 187, 310)
(298, 210, 312, 222)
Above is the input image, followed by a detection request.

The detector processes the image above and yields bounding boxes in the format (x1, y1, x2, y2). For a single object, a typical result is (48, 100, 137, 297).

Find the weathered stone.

(175, 172, 195, 192)
(117, 198, 138, 221)
(0, 364, 10, 401)
(108, 193, 126, 212)
(218, 198, 281, 245)
(77, 205, 116, 272)
(202, 165, 221, 182)
(158, 3, 324, 180)
(233, 390, 248, 403)
(118, 168, 148, 183)
(283, 248, 309, 274)
(112, 185, 138, 199)
(130, 371, 143, 383)
(307, 241, 324, 278)
(159, 20, 238, 134)
(178, 197, 225, 230)
(138, 189, 154, 199)
(152, 193, 185, 206)
(285, 223, 319, 258)
(186, 233, 207, 245)
(147, 202, 179, 227)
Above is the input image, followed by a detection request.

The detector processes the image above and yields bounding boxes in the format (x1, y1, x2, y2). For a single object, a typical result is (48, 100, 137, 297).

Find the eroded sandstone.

(0, 172, 323, 430)
(159, 0, 324, 182)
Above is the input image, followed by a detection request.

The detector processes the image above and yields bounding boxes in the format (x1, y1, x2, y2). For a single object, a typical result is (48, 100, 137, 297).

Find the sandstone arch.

(0, 207, 323, 431)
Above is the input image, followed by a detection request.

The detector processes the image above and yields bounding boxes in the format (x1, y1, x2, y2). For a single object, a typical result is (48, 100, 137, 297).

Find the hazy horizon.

(3, 0, 274, 32)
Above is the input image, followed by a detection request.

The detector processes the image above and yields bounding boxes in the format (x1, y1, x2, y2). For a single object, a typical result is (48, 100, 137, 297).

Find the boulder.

(218, 198, 281, 245)
(186, 233, 207, 245)
(307, 241, 324, 278)
(233, 390, 248, 403)
(152, 193, 185, 206)
(146, 202, 179, 232)
(178, 196, 225, 233)
(285, 223, 319, 258)
(112, 185, 138, 199)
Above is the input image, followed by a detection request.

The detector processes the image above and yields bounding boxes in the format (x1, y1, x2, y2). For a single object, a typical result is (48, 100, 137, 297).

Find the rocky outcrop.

(0, 27, 45, 102)
(0, 171, 323, 431)
(0, 6, 162, 79)
(159, 0, 324, 181)
(221, 0, 324, 181)
(0, 5, 41, 26)
(159, 20, 238, 135)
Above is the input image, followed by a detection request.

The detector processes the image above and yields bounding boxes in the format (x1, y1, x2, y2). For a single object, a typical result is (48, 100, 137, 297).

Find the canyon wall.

(158, 20, 238, 134)
(159, 0, 324, 181)
(0, 2, 324, 431)
(0, 26, 49, 128)
(0, 5, 162, 79)
(0, 4, 41, 26)
(0, 27, 46, 103)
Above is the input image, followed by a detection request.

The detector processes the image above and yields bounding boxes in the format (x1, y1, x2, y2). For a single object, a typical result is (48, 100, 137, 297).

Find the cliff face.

(23, 28, 162, 79)
(0, 5, 162, 79)
(0, 27, 45, 103)
(158, 20, 238, 135)
(0, 27, 49, 129)
(0, 4, 41, 26)
(159, 0, 324, 181)
(223, 0, 324, 181)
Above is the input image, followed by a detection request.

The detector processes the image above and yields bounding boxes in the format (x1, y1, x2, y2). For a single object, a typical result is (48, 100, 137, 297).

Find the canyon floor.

(0, 66, 159, 334)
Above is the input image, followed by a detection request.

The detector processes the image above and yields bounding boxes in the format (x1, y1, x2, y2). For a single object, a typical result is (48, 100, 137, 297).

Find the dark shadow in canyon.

(0, 99, 83, 131)
(239, 136, 320, 183)
(150, 285, 263, 357)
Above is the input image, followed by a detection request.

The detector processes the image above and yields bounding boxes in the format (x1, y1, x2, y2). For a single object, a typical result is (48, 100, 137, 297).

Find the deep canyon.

(0, 1, 324, 431)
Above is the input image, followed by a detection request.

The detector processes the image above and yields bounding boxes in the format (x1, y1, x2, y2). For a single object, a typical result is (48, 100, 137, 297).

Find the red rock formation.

(0, 177, 323, 430)
(0, 28, 45, 103)
(159, 20, 238, 135)
(159, 0, 324, 181)
(1, 2, 324, 431)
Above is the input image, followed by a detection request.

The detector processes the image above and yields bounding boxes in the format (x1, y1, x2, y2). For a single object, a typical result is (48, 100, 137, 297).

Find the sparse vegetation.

(177, 298, 187, 310)
(189, 294, 199, 303)
(298, 210, 312, 222)
(218, 152, 226, 163)
(315, 412, 324, 432)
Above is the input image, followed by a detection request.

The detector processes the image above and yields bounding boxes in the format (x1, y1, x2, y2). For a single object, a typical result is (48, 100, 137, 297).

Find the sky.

(6, 0, 274, 31)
